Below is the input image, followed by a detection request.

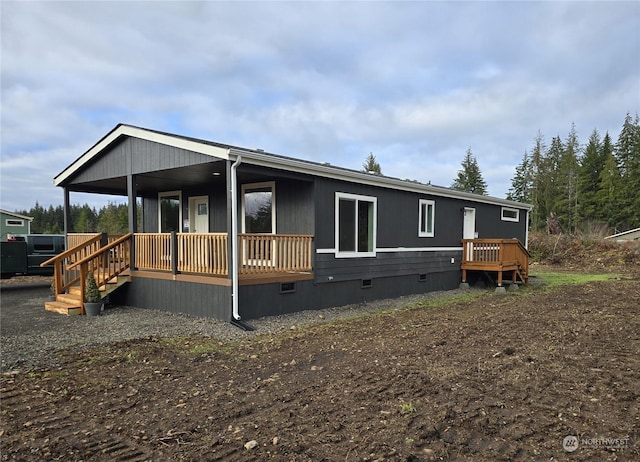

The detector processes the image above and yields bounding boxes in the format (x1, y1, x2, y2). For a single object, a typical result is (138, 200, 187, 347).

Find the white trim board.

(317, 246, 462, 254)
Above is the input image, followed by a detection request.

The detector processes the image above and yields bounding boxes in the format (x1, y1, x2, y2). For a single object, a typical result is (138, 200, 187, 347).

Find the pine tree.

(614, 113, 640, 229)
(578, 129, 606, 224)
(597, 152, 622, 229)
(451, 148, 488, 195)
(506, 151, 532, 203)
(362, 153, 382, 175)
(528, 131, 548, 230)
(556, 124, 580, 233)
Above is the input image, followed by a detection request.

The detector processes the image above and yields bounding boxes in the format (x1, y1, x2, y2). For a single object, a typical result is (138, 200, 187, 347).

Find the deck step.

(55, 293, 82, 305)
(45, 300, 83, 316)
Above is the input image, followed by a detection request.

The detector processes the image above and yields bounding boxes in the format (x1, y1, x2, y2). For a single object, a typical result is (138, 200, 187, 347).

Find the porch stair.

(44, 274, 130, 315)
(41, 233, 133, 316)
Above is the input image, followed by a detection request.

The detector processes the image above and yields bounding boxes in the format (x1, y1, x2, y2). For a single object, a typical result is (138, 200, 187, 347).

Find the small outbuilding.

(0, 209, 33, 241)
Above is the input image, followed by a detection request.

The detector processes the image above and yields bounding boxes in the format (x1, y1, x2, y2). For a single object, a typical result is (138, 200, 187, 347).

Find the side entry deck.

(461, 239, 530, 289)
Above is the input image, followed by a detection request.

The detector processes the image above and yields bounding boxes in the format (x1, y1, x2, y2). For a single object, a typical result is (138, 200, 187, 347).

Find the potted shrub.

(84, 273, 103, 316)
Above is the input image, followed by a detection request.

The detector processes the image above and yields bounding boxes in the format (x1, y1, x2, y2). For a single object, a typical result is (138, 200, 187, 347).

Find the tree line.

(16, 202, 132, 235)
(506, 112, 639, 233)
(436, 112, 638, 233)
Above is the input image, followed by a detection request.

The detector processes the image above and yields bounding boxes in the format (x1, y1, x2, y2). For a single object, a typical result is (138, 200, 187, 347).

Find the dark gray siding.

(238, 270, 460, 320)
(314, 177, 528, 250)
(275, 179, 314, 235)
(68, 137, 216, 185)
(113, 278, 232, 320)
(314, 251, 460, 284)
(471, 202, 528, 240)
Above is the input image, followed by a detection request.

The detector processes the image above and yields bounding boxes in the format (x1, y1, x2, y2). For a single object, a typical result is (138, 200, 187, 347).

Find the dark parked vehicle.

(0, 234, 65, 278)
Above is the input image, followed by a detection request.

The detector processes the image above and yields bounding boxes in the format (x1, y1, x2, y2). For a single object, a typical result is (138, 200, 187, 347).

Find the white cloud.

(1, 0, 638, 212)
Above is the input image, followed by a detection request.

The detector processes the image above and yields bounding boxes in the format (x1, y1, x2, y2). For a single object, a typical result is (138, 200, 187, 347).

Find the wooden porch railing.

(132, 233, 313, 276)
(41, 233, 104, 295)
(66, 233, 133, 304)
(134, 233, 172, 271)
(67, 233, 123, 249)
(461, 238, 530, 286)
(178, 233, 228, 275)
(41, 233, 132, 310)
(239, 233, 313, 274)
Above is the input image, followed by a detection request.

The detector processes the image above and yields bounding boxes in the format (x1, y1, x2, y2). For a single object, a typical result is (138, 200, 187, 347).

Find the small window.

(501, 207, 520, 222)
(33, 236, 54, 251)
(5, 219, 24, 227)
(418, 199, 435, 237)
(280, 282, 296, 293)
(361, 278, 373, 288)
(418, 273, 427, 282)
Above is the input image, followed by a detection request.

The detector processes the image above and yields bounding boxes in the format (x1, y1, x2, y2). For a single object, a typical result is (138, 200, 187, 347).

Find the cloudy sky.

(1, 1, 639, 212)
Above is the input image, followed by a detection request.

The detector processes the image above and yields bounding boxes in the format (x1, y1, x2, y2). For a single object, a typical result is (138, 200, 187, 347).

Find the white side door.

(463, 207, 476, 260)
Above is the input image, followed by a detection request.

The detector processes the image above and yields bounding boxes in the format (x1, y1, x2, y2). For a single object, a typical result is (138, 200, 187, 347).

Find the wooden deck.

(42, 232, 314, 314)
(461, 239, 530, 287)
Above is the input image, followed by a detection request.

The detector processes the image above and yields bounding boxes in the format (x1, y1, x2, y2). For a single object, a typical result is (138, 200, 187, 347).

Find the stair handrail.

(40, 233, 103, 295)
(66, 233, 132, 304)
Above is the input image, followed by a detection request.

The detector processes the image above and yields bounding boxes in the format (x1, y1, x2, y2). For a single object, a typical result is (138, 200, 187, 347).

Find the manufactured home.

(44, 124, 532, 320)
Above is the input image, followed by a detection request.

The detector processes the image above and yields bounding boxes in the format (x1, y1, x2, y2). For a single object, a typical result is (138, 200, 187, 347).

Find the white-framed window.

(418, 199, 435, 237)
(241, 182, 276, 234)
(158, 191, 182, 232)
(335, 192, 377, 258)
(501, 207, 520, 222)
(5, 219, 24, 227)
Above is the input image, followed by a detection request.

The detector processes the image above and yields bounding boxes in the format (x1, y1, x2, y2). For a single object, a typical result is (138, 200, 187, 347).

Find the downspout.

(231, 155, 242, 320)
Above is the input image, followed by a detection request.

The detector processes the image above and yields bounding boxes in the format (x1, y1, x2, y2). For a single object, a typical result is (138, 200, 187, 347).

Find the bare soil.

(2, 270, 639, 461)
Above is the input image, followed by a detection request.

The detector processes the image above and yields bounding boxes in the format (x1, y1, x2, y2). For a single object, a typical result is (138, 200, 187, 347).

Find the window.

(242, 182, 275, 234)
(361, 278, 373, 288)
(159, 191, 182, 232)
(418, 199, 435, 237)
(33, 236, 54, 251)
(5, 219, 24, 227)
(335, 192, 377, 257)
(501, 207, 520, 222)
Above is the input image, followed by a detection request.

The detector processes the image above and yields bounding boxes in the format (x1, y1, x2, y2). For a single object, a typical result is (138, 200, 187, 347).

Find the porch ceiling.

(66, 162, 307, 198)
(68, 163, 227, 197)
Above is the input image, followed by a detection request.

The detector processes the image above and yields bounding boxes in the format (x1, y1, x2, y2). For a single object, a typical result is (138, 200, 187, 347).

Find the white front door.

(190, 196, 209, 233)
(463, 207, 476, 260)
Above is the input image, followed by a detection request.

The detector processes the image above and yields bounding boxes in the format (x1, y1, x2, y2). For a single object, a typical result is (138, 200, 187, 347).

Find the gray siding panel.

(114, 278, 232, 320)
(68, 137, 217, 185)
(238, 270, 460, 320)
(276, 180, 314, 235)
(314, 251, 460, 283)
(313, 177, 528, 250)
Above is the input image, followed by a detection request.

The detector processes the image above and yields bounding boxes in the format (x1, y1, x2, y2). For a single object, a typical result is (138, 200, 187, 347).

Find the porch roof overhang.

(55, 123, 533, 211)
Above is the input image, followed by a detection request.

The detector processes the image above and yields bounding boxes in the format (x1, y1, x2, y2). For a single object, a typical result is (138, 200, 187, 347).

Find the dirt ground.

(1, 269, 639, 461)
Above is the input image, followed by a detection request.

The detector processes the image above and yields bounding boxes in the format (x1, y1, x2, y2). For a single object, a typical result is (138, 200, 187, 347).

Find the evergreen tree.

(556, 124, 580, 233)
(506, 151, 532, 203)
(451, 148, 488, 195)
(362, 152, 382, 175)
(578, 129, 606, 224)
(614, 113, 640, 229)
(597, 152, 622, 229)
(528, 131, 547, 230)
